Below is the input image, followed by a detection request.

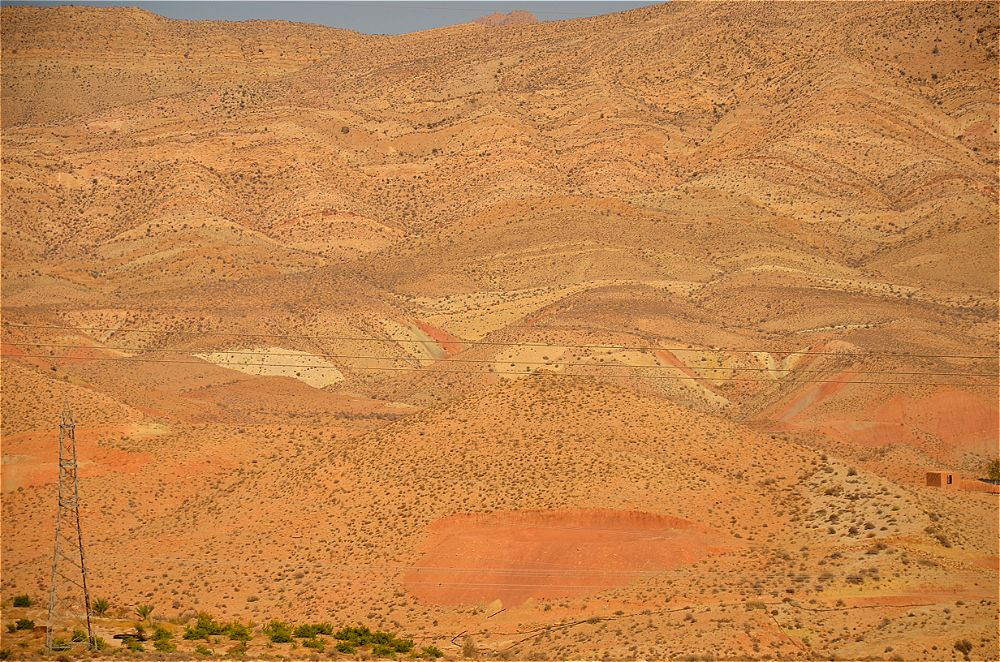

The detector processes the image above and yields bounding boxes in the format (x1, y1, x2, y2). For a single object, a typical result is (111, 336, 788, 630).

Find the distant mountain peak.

(472, 10, 538, 27)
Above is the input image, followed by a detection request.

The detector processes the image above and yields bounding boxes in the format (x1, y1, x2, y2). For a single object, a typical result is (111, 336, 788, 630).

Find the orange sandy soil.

(2, 1, 998, 660)
(404, 509, 735, 606)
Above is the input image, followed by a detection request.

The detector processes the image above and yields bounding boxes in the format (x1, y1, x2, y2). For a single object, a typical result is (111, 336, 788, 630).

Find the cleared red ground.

(403, 509, 734, 607)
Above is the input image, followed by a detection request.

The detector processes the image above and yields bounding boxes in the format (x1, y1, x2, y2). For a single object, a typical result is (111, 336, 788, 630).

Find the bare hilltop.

(1, 2, 997, 660)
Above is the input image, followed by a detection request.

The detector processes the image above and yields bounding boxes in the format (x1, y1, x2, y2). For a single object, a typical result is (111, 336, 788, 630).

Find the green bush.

(263, 620, 293, 643)
(12, 595, 32, 608)
(226, 621, 253, 642)
(14, 619, 34, 631)
(331, 624, 413, 654)
(419, 645, 444, 658)
(92, 597, 110, 616)
(0, 648, 11, 660)
(194, 644, 214, 656)
(71, 628, 87, 642)
(372, 643, 396, 658)
(335, 641, 356, 654)
(5, 624, 15, 634)
(154, 638, 177, 652)
(93, 637, 108, 651)
(135, 604, 154, 621)
(153, 625, 174, 641)
(293, 623, 320, 638)
(126, 640, 145, 653)
(302, 638, 325, 651)
(185, 612, 227, 640)
(334, 624, 373, 643)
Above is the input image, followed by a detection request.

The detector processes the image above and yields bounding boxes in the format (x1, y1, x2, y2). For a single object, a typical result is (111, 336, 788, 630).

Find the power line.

(6, 343, 997, 377)
(3, 323, 996, 360)
(3, 353, 996, 387)
(82, 554, 989, 579)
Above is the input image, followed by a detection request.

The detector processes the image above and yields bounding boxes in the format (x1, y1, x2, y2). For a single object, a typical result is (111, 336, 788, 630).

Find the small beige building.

(926, 471, 957, 489)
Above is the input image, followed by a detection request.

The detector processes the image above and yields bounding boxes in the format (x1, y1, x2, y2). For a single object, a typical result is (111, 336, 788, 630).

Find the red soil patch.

(654, 349, 699, 380)
(0, 342, 27, 357)
(403, 509, 734, 607)
(1, 426, 149, 492)
(775, 369, 852, 423)
(798, 388, 997, 456)
(413, 319, 465, 356)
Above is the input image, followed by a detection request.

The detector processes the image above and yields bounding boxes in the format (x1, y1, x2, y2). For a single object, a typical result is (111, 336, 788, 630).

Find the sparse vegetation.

(91, 597, 110, 616)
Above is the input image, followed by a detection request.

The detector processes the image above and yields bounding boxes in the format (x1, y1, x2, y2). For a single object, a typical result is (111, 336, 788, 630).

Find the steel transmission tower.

(45, 408, 95, 650)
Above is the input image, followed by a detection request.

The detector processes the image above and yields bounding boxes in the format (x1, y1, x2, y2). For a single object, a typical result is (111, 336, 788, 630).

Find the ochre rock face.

(1, 2, 997, 660)
(404, 509, 737, 606)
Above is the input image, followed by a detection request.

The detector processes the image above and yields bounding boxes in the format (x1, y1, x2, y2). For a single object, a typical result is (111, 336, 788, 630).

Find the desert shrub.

(419, 645, 444, 658)
(462, 636, 478, 658)
(263, 620, 293, 643)
(4, 625, 15, 634)
(226, 621, 253, 642)
(12, 595, 32, 608)
(71, 628, 87, 642)
(302, 638, 324, 651)
(331, 624, 412, 653)
(372, 643, 396, 658)
(334, 624, 369, 641)
(93, 637, 108, 651)
(0, 649, 11, 659)
(954, 640, 973, 660)
(92, 597, 110, 616)
(194, 644, 214, 656)
(126, 640, 145, 653)
(293, 623, 320, 638)
(185, 612, 226, 640)
(153, 625, 174, 642)
(987, 459, 1000, 482)
(14, 619, 34, 631)
(135, 604, 154, 621)
(154, 638, 177, 652)
(335, 641, 357, 654)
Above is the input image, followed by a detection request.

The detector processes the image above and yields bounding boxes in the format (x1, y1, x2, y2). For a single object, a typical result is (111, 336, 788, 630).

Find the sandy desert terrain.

(1, 2, 998, 660)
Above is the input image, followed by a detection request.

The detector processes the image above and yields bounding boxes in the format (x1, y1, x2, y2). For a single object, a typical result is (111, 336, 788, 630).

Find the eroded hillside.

(1, 2, 997, 659)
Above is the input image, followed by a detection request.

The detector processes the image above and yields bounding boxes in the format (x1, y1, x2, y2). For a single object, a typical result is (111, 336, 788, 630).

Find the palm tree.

(136, 604, 154, 621)
(92, 597, 110, 617)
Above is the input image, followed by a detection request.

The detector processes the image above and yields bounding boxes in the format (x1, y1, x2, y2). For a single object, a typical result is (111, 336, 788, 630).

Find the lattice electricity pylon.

(45, 408, 95, 650)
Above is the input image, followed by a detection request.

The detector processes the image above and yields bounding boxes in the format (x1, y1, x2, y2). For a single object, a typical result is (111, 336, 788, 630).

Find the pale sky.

(1, 1, 666, 34)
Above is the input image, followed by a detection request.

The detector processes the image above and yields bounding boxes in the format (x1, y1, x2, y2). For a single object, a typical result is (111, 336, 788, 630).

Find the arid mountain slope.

(1, 2, 997, 660)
